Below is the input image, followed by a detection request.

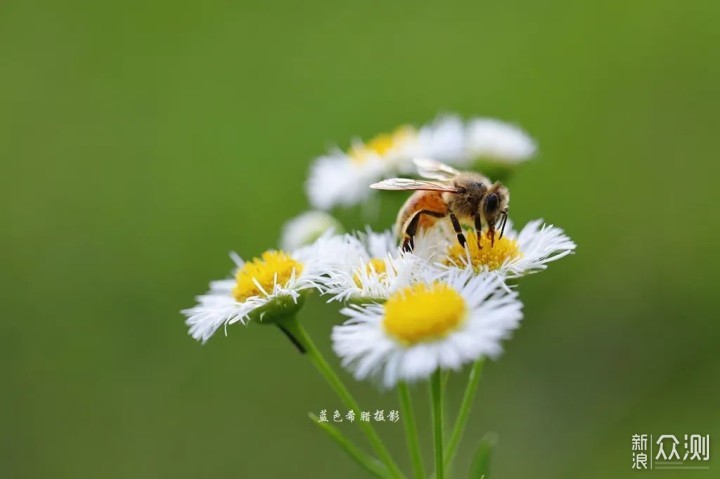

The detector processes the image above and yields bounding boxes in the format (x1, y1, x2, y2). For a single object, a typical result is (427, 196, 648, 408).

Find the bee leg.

(473, 213, 483, 250)
(403, 209, 446, 252)
(449, 212, 467, 249)
(401, 236, 414, 252)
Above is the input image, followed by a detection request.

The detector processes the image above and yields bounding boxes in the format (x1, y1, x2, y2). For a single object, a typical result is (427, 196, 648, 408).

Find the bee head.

(482, 182, 510, 243)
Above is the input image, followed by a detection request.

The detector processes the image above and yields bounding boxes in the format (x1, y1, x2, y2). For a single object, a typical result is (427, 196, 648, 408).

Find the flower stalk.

(430, 370, 445, 479)
(282, 316, 404, 479)
(397, 382, 425, 479)
(445, 359, 485, 468)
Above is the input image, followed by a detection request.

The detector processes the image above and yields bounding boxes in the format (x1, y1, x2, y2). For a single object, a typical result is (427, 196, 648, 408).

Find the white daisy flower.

(306, 117, 469, 210)
(320, 229, 447, 303)
(442, 218, 576, 278)
(182, 234, 360, 343)
(332, 270, 523, 388)
(280, 210, 344, 251)
(306, 126, 418, 210)
(465, 118, 537, 164)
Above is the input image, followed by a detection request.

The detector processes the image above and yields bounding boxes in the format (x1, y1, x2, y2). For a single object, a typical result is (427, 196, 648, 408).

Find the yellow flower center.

(233, 251, 303, 302)
(348, 126, 416, 164)
(447, 234, 521, 271)
(353, 258, 388, 287)
(383, 282, 467, 345)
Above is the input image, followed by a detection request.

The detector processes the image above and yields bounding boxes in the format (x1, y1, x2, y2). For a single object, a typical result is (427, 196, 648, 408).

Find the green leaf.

(468, 432, 498, 479)
(308, 413, 390, 479)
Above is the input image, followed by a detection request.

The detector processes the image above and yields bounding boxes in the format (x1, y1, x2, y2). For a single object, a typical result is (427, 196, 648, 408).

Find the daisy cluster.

(183, 113, 574, 389)
(184, 221, 573, 388)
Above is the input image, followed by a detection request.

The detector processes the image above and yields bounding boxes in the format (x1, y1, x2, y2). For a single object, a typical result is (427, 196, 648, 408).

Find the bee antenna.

(499, 211, 508, 239)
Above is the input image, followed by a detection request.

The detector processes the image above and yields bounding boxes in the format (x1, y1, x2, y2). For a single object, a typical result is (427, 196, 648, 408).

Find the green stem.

(283, 317, 404, 479)
(430, 370, 444, 479)
(309, 413, 390, 478)
(397, 383, 425, 479)
(444, 360, 484, 469)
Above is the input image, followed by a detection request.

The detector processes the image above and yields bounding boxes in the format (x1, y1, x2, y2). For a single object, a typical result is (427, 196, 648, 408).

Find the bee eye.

(485, 193, 499, 212)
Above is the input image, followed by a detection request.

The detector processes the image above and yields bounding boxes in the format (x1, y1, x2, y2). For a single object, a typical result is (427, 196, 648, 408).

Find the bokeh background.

(2, 1, 719, 478)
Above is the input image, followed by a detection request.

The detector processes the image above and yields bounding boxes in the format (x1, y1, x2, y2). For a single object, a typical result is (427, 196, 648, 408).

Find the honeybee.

(371, 158, 509, 252)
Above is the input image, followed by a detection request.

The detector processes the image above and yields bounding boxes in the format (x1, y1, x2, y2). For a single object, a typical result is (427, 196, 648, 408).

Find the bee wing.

(370, 178, 459, 192)
(413, 157, 460, 181)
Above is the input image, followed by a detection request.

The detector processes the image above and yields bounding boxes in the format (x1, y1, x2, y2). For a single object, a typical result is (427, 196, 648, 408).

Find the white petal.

(466, 118, 536, 163)
(280, 211, 343, 251)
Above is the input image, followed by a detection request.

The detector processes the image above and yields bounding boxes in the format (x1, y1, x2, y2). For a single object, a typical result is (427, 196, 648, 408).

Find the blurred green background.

(2, 1, 719, 478)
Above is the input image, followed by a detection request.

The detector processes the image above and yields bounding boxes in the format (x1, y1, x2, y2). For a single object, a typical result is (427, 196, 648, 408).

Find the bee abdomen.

(396, 191, 448, 237)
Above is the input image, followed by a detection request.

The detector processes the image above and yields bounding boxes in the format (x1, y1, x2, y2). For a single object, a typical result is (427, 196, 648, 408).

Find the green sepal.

(248, 293, 307, 325)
